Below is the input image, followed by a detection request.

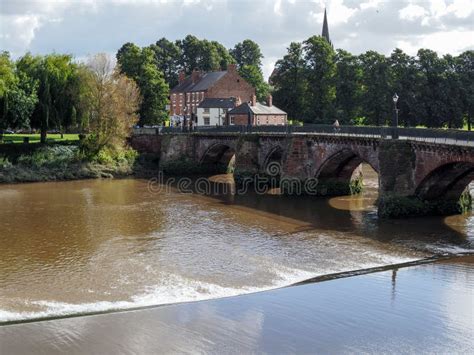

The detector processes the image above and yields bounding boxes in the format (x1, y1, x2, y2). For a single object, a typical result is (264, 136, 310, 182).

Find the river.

(0, 166, 473, 350)
(0, 165, 472, 323)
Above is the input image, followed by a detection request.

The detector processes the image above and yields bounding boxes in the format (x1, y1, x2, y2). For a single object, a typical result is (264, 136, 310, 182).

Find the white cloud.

(312, 0, 357, 25)
(396, 29, 474, 56)
(399, 4, 427, 21)
(446, 0, 473, 18)
(359, 0, 383, 11)
(0, 14, 42, 53)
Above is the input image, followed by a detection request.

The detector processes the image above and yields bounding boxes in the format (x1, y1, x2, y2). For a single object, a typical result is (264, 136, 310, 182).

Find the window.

(230, 116, 235, 125)
(203, 108, 210, 114)
(204, 116, 210, 125)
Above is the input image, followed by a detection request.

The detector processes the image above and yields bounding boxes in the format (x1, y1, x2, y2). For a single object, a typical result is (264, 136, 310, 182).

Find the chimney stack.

(178, 71, 185, 84)
(235, 96, 241, 106)
(251, 94, 256, 107)
(191, 69, 200, 84)
(227, 63, 237, 72)
(267, 94, 273, 107)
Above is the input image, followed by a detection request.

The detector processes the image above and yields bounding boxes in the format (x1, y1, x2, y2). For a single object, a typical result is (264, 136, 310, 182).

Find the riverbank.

(1, 255, 473, 353)
(0, 144, 141, 184)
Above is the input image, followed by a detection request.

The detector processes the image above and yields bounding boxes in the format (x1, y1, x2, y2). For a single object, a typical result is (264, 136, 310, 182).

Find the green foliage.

(238, 64, 269, 101)
(17, 145, 79, 168)
(272, 43, 307, 122)
(0, 52, 38, 130)
(15, 52, 80, 142)
(378, 192, 472, 218)
(230, 39, 263, 68)
(148, 38, 182, 87)
(459, 189, 473, 213)
(359, 51, 391, 126)
(335, 49, 362, 124)
(350, 175, 364, 195)
(91, 147, 138, 166)
(117, 44, 169, 125)
(0, 155, 12, 168)
(272, 39, 473, 129)
(176, 35, 234, 74)
(303, 36, 336, 123)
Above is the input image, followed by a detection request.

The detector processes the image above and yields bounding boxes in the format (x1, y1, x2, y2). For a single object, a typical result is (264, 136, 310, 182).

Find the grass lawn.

(0, 134, 80, 144)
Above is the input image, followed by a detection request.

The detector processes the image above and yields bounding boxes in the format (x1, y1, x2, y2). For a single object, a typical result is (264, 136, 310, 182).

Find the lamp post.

(392, 93, 399, 139)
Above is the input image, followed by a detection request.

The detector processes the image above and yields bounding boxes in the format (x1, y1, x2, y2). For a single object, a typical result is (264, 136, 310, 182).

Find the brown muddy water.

(0, 165, 473, 352)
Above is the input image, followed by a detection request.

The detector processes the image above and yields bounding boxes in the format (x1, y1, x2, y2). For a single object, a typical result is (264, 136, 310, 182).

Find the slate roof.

(228, 102, 287, 115)
(171, 71, 227, 93)
(198, 98, 236, 109)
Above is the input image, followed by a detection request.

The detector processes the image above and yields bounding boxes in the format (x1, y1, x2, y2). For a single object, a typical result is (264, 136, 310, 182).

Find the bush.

(0, 156, 12, 168)
(17, 146, 79, 168)
(91, 147, 138, 166)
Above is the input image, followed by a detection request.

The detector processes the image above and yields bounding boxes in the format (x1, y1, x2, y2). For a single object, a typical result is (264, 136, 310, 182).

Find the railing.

(133, 125, 474, 146)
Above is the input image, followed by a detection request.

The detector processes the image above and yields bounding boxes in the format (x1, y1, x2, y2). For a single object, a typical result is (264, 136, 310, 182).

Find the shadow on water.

(166, 170, 473, 252)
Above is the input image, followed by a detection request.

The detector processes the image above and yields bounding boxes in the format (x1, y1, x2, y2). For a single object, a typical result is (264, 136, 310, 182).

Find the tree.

(455, 51, 474, 130)
(334, 49, 362, 124)
(441, 54, 463, 128)
(176, 35, 234, 74)
(16, 53, 77, 142)
(80, 53, 140, 155)
(116, 44, 169, 125)
(359, 51, 391, 126)
(272, 42, 307, 121)
(414, 49, 450, 128)
(239, 64, 269, 101)
(231, 40, 268, 101)
(148, 38, 182, 87)
(230, 39, 263, 68)
(2, 71, 38, 130)
(176, 35, 204, 74)
(116, 43, 143, 78)
(211, 41, 235, 71)
(0, 52, 38, 132)
(303, 35, 336, 124)
(388, 49, 418, 127)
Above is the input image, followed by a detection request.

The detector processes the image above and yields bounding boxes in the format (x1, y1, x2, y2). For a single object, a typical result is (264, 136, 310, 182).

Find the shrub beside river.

(0, 145, 138, 184)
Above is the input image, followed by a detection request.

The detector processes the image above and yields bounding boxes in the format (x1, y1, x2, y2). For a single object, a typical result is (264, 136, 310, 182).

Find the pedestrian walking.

(333, 120, 340, 133)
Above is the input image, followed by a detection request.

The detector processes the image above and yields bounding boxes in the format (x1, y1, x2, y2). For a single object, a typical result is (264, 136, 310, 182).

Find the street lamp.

(392, 93, 399, 139)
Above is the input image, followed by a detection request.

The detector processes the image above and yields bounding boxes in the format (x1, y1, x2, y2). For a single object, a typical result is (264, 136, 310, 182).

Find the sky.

(1, 0, 473, 79)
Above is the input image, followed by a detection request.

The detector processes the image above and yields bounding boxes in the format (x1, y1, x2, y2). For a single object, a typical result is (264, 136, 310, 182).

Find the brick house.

(169, 64, 255, 121)
(227, 95, 287, 126)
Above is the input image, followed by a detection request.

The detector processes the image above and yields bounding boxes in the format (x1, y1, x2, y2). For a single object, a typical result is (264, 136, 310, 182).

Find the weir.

(130, 126, 474, 218)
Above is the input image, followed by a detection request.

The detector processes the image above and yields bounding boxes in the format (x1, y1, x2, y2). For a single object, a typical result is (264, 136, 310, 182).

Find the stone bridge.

(131, 132, 474, 218)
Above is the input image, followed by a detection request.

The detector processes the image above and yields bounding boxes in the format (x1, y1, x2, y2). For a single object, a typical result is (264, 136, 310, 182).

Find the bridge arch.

(415, 162, 474, 203)
(262, 146, 284, 176)
(199, 142, 236, 173)
(315, 149, 378, 196)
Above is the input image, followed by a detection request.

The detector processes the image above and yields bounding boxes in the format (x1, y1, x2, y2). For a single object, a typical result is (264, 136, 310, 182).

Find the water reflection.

(0, 257, 472, 353)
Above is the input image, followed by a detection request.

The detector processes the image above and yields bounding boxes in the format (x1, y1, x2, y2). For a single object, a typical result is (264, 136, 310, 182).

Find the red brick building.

(227, 95, 287, 126)
(169, 64, 255, 119)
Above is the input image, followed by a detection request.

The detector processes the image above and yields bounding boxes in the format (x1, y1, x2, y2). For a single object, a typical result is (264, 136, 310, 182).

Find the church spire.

(322, 8, 332, 47)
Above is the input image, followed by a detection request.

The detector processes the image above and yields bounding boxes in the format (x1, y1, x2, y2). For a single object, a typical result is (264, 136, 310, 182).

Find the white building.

(196, 98, 236, 126)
